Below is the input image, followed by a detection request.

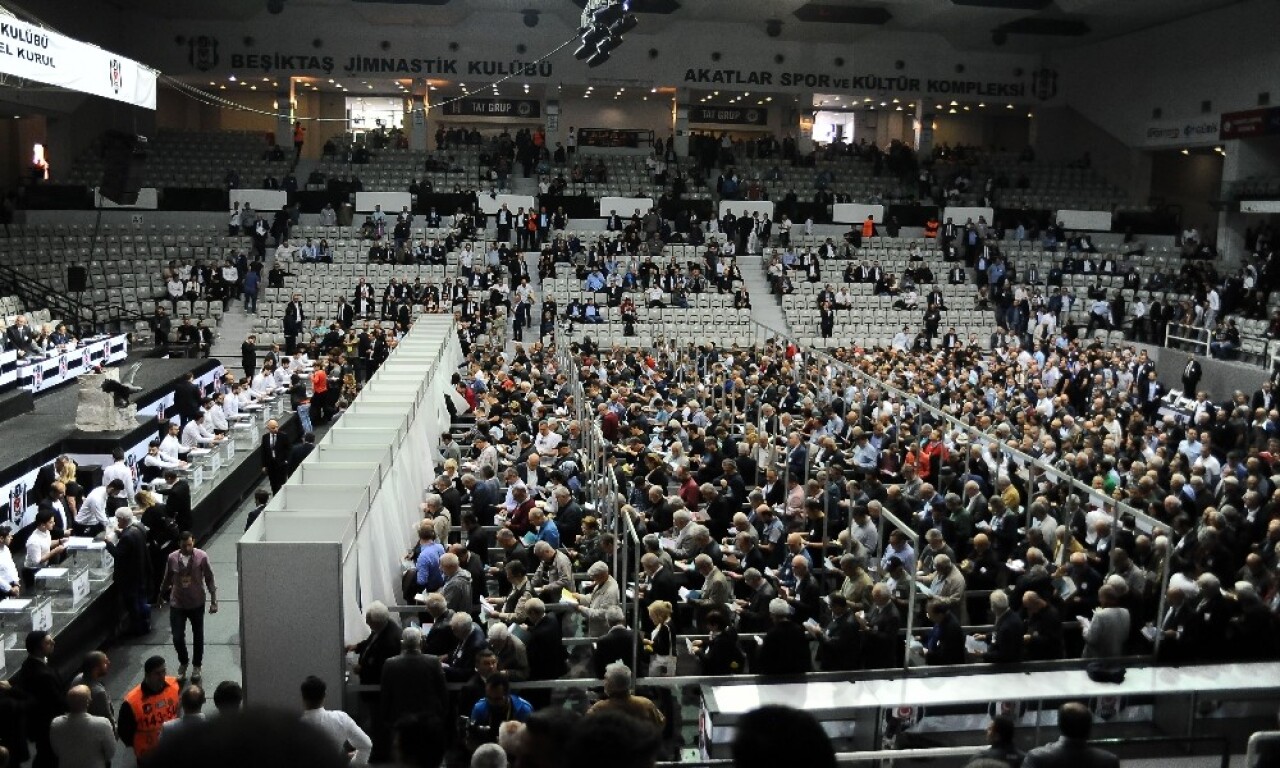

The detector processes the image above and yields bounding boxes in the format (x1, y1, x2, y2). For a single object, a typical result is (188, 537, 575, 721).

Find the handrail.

(656, 735, 1232, 767)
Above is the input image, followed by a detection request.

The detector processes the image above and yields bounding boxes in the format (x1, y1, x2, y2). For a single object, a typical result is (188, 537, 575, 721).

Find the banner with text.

(1220, 107, 1280, 140)
(690, 106, 769, 126)
(1142, 116, 1220, 148)
(442, 98, 541, 119)
(0, 18, 156, 109)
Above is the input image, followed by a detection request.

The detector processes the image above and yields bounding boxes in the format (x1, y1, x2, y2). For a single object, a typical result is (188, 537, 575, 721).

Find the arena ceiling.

(105, 0, 1242, 51)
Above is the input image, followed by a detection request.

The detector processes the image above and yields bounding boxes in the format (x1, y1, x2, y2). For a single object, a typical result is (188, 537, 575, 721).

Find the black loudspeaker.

(67, 265, 88, 293)
(99, 130, 144, 206)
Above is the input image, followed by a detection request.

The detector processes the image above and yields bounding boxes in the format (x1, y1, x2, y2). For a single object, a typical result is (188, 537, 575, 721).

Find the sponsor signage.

(442, 98, 541, 118)
(690, 106, 768, 126)
(1220, 107, 1280, 140)
(681, 66, 1055, 100)
(1143, 116, 1220, 147)
(0, 18, 156, 109)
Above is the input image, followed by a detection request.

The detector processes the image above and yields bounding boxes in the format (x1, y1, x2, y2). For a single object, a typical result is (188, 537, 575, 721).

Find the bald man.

(50, 685, 116, 768)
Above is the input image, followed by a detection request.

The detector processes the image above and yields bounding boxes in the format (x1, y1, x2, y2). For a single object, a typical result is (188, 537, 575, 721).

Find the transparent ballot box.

(34, 564, 93, 612)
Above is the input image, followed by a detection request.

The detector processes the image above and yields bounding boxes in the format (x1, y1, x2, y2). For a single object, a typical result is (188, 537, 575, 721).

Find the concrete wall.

(1149, 151, 1223, 239)
(1032, 106, 1153, 204)
(1053, 0, 1280, 143)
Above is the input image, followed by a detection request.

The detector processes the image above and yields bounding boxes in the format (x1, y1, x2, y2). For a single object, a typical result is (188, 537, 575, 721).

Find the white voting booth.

(239, 315, 461, 708)
(831, 203, 885, 224)
(478, 194, 536, 215)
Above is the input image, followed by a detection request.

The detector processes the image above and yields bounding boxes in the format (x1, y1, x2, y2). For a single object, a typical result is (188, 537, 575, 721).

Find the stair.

(741, 254, 790, 336)
(509, 174, 539, 197)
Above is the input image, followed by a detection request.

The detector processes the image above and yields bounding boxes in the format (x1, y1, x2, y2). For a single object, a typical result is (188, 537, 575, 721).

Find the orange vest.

(312, 368, 328, 394)
(924, 219, 939, 237)
(862, 219, 875, 238)
(124, 678, 181, 757)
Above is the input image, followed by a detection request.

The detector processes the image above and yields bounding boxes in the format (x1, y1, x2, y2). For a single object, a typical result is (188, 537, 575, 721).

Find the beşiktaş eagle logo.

(744, 109, 761, 124)
(58, 354, 68, 380)
(6, 482, 26, 525)
(32, 361, 43, 389)
(83, 346, 93, 368)
(1031, 67, 1058, 102)
(109, 59, 123, 95)
(517, 101, 533, 118)
(188, 35, 220, 72)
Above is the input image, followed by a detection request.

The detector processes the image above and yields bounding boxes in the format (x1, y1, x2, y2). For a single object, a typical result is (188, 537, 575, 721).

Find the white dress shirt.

(0, 545, 20, 588)
(159, 434, 184, 462)
(206, 405, 229, 433)
(300, 708, 372, 766)
(102, 461, 135, 499)
(25, 528, 52, 568)
(181, 420, 215, 448)
(77, 486, 113, 527)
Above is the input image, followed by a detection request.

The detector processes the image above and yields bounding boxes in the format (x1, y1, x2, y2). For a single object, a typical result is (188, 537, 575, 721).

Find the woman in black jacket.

(693, 610, 744, 675)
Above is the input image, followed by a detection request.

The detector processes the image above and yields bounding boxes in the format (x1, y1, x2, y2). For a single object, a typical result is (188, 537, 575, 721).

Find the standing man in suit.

(283, 293, 305, 354)
(158, 470, 193, 533)
(173, 372, 203, 427)
(808, 593, 858, 671)
(1023, 702, 1120, 768)
(260, 419, 292, 493)
(1181, 357, 1201, 395)
(11, 631, 65, 768)
(378, 627, 447, 762)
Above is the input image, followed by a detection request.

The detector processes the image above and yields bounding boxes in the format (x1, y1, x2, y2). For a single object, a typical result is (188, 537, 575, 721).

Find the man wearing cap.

(119, 656, 180, 760)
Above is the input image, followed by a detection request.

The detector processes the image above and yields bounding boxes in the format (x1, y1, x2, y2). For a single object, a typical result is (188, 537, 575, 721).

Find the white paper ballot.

(1006, 559, 1026, 574)
(0, 599, 33, 611)
(678, 586, 691, 601)
(965, 636, 989, 655)
(1140, 625, 1158, 643)
(480, 601, 497, 616)
(803, 618, 821, 631)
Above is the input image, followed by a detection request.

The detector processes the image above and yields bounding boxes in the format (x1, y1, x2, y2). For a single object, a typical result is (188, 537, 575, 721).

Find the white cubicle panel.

(310, 446, 393, 476)
(354, 192, 412, 213)
(1055, 209, 1113, 231)
(263, 484, 371, 517)
(262, 512, 357, 545)
(941, 206, 994, 224)
(230, 189, 287, 212)
(319, 427, 400, 448)
(717, 201, 774, 221)
(293, 464, 381, 494)
(599, 197, 654, 216)
(831, 203, 886, 224)
(239, 538, 344, 709)
(477, 194, 535, 215)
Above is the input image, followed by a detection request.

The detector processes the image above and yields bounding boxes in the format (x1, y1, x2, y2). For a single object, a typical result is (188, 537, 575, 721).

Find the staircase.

(741, 254, 790, 336)
(0, 262, 144, 338)
(509, 174, 539, 197)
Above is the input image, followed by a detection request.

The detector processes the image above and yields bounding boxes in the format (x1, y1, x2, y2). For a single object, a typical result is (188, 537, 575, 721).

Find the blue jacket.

(471, 694, 533, 726)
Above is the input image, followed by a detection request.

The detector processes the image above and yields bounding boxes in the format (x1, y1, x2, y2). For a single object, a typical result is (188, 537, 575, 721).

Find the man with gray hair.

(574, 561, 621, 637)
(586, 661, 665, 726)
(379, 625, 448, 759)
(443, 612, 489, 681)
(438, 552, 473, 613)
(486, 622, 530, 681)
(345, 600, 402, 691)
(471, 742, 508, 768)
(591, 606, 637, 678)
(1190, 572, 1230, 660)
(106, 507, 149, 635)
(758, 598, 812, 675)
(530, 540, 573, 601)
(733, 567, 777, 633)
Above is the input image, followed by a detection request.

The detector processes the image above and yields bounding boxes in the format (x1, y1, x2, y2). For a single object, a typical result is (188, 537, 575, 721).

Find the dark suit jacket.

(815, 612, 859, 671)
(1025, 605, 1065, 660)
(445, 625, 488, 682)
(643, 567, 681, 611)
(758, 620, 813, 675)
(11, 655, 65, 740)
(283, 302, 305, 334)
(288, 443, 314, 471)
(261, 432, 293, 477)
(696, 628, 744, 675)
(526, 615, 568, 680)
(925, 612, 965, 666)
(158, 480, 193, 533)
(862, 601, 901, 668)
(591, 626, 639, 679)
(468, 482, 500, 526)
(439, 486, 463, 523)
(355, 621, 403, 685)
(983, 610, 1025, 664)
(380, 651, 448, 722)
(174, 380, 202, 420)
(1023, 737, 1119, 768)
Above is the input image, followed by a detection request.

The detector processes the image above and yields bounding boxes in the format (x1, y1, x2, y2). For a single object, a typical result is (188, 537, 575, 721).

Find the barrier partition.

(239, 315, 461, 709)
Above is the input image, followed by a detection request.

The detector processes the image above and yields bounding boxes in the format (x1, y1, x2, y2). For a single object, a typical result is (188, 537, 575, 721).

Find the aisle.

(93, 484, 260, 767)
(740, 255, 790, 336)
